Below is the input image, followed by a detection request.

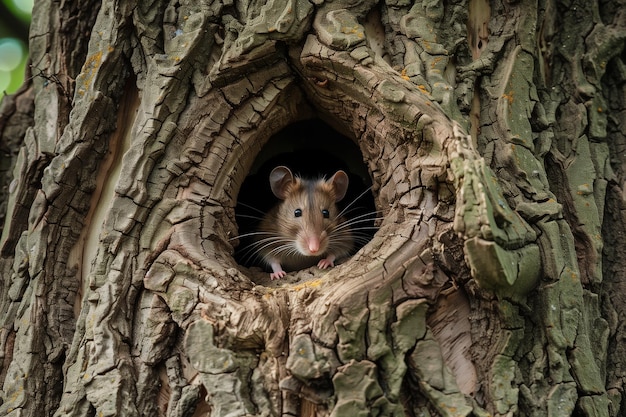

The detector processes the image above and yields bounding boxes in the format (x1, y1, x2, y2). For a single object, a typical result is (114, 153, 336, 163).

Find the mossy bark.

(0, 0, 624, 416)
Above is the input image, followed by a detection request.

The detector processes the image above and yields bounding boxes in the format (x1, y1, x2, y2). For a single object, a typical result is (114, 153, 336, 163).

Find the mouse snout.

(298, 231, 328, 256)
(308, 237, 320, 253)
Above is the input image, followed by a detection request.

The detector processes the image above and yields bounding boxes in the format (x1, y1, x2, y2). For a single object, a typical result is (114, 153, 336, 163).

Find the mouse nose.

(308, 237, 320, 254)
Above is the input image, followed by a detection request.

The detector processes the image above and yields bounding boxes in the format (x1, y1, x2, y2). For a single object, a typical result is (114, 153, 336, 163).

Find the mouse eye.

(294, 208, 302, 217)
(321, 209, 330, 219)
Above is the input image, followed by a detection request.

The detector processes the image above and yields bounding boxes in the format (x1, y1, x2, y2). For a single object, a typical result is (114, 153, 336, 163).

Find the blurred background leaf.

(0, 0, 32, 96)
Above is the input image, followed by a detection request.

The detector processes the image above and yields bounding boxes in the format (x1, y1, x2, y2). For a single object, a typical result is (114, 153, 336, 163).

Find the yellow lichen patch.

(341, 24, 364, 39)
(80, 50, 104, 89)
(291, 278, 324, 291)
(417, 84, 430, 95)
(84, 51, 103, 71)
(564, 266, 579, 282)
(502, 90, 514, 105)
(401, 68, 410, 81)
(441, 405, 458, 414)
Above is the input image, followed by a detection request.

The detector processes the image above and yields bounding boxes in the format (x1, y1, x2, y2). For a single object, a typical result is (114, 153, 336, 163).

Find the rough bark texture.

(0, 0, 625, 416)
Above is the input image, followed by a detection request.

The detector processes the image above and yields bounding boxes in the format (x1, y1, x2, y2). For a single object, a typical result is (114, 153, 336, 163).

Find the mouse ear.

(269, 166, 294, 199)
(330, 170, 349, 202)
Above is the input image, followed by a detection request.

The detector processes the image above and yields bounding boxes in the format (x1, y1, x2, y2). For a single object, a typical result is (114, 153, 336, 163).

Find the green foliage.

(0, 0, 31, 96)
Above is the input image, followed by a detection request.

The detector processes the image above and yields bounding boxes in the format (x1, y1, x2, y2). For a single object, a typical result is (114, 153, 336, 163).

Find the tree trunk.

(0, 0, 625, 416)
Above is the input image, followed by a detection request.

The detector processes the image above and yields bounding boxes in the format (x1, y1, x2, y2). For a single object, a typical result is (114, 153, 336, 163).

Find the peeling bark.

(0, 0, 624, 416)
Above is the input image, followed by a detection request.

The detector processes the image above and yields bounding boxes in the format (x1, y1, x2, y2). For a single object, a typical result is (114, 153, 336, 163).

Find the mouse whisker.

(350, 233, 375, 245)
(266, 243, 298, 259)
(236, 201, 267, 216)
(336, 186, 373, 219)
(341, 209, 384, 222)
(229, 230, 283, 241)
(251, 238, 293, 254)
(339, 207, 384, 218)
(331, 219, 380, 234)
(239, 238, 295, 265)
(331, 214, 384, 234)
(332, 224, 381, 235)
(236, 213, 265, 221)
(258, 238, 294, 252)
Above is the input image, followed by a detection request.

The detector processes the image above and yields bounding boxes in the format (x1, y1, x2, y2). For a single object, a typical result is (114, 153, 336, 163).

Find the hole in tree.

(234, 119, 377, 276)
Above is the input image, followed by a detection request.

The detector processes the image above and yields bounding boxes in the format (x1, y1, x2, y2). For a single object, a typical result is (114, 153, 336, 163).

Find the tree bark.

(0, 0, 625, 416)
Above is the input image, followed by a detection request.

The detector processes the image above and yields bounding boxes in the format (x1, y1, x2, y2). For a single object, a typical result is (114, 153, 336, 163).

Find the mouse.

(254, 166, 354, 280)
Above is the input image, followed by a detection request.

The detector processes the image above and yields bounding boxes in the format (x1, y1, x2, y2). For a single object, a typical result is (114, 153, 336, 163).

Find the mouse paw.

(269, 260, 286, 280)
(270, 270, 287, 280)
(317, 257, 335, 269)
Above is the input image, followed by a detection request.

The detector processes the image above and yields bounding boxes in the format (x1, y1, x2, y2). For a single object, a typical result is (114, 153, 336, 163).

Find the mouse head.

(269, 166, 349, 256)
